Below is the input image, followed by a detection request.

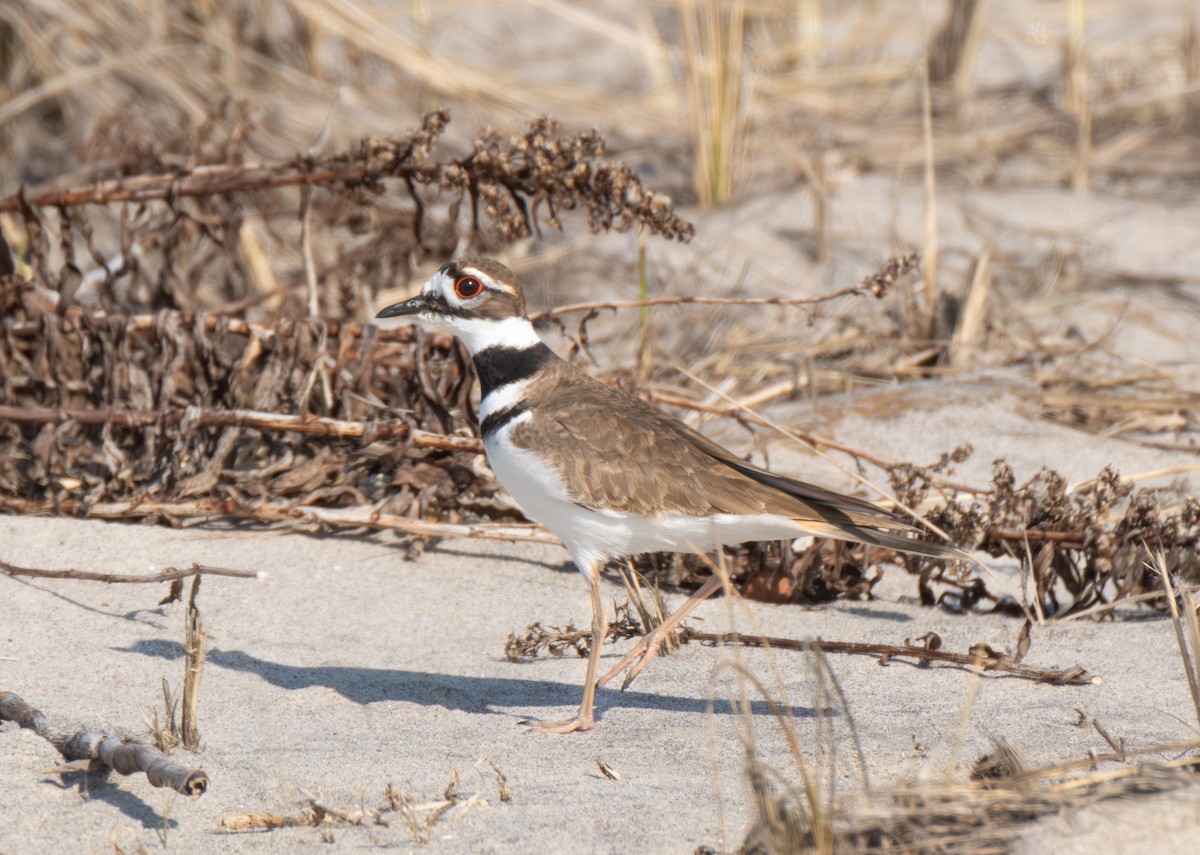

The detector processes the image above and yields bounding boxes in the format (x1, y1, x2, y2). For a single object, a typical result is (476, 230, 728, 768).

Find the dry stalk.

(1066, 0, 1092, 192)
(488, 760, 512, 803)
(693, 625, 1089, 685)
(180, 576, 206, 752)
(0, 496, 556, 543)
(918, 0, 939, 336)
(1156, 554, 1200, 727)
(927, 0, 989, 99)
(946, 249, 992, 368)
(150, 679, 181, 753)
(507, 598, 1093, 686)
(529, 278, 900, 322)
(220, 810, 316, 831)
(617, 562, 681, 653)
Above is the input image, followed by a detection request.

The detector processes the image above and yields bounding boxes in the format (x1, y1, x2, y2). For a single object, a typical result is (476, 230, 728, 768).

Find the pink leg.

(596, 574, 723, 691)
(521, 561, 607, 733)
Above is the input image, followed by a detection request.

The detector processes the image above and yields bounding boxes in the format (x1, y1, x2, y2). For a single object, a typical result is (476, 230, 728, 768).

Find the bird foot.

(519, 715, 595, 734)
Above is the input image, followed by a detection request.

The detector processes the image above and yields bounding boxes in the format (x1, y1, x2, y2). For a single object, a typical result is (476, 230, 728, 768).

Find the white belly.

(484, 414, 807, 573)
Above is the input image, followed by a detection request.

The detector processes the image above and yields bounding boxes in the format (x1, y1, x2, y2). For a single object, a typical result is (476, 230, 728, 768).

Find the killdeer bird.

(377, 258, 964, 733)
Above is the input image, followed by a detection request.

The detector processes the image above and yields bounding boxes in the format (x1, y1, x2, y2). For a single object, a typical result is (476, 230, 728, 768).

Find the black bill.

(375, 295, 429, 318)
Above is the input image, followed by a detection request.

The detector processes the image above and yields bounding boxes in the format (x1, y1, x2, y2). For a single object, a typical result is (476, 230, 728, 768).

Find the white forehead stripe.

(423, 270, 451, 295)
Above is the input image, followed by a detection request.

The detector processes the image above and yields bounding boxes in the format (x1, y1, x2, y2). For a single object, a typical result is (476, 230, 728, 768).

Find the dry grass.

(1157, 552, 1200, 727)
(221, 764, 509, 844)
(5, 0, 1198, 405)
(735, 645, 1200, 855)
(680, 0, 750, 206)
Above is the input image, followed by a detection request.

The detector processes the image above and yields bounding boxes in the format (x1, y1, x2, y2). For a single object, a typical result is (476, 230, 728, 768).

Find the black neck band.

(473, 343, 554, 397)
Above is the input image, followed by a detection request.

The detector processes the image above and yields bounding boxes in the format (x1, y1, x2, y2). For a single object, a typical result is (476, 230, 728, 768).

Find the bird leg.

(521, 562, 607, 734)
(597, 573, 723, 692)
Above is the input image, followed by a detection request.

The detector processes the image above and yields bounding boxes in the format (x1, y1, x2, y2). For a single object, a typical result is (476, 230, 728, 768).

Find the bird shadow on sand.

(421, 544, 570, 574)
(119, 640, 815, 721)
(838, 605, 914, 623)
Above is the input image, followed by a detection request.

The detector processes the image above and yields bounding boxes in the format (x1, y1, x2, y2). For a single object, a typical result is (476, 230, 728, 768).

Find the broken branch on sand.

(506, 616, 1097, 686)
(0, 560, 262, 585)
(686, 629, 1098, 685)
(0, 691, 208, 796)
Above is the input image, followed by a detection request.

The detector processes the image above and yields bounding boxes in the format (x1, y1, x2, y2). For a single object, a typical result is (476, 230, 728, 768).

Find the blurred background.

(5, 1, 1200, 311)
(4, 0, 1200, 345)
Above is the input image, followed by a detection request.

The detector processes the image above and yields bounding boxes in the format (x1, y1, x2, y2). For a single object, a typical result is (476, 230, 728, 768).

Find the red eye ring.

(454, 276, 483, 299)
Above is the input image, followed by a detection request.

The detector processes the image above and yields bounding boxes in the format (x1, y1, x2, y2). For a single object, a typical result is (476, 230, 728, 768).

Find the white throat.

(430, 314, 542, 356)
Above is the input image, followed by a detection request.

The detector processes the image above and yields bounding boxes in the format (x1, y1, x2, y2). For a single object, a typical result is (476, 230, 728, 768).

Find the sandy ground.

(3, 375, 1199, 853)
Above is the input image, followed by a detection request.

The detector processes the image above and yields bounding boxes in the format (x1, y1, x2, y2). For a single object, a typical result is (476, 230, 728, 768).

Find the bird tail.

(802, 521, 969, 562)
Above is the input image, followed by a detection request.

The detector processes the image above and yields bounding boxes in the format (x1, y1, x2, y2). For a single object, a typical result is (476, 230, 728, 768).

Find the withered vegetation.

(903, 458, 1200, 617)
(0, 6, 1197, 629)
(624, 451, 1200, 619)
(0, 109, 690, 533)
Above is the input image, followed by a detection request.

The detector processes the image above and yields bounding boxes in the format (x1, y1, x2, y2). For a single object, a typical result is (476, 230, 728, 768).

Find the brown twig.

(220, 810, 317, 831)
(530, 289, 872, 322)
(1, 309, 448, 346)
(0, 404, 482, 451)
(0, 495, 556, 543)
(528, 252, 920, 322)
(983, 527, 1086, 548)
(0, 691, 207, 796)
(506, 608, 1096, 685)
(0, 560, 262, 585)
(687, 630, 1097, 685)
(0, 157, 439, 214)
(180, 576, 205, 752)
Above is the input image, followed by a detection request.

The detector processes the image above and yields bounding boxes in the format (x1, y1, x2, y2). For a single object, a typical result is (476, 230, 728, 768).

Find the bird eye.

(454, 276, 483, 299)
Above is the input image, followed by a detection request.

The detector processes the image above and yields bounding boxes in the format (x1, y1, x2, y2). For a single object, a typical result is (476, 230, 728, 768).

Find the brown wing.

(509, 362, 917, 532)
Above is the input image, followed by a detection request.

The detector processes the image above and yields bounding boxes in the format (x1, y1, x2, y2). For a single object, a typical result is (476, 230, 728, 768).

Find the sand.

(3, 376, 1199, 854)
(5, 190, 1200, 850)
